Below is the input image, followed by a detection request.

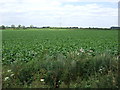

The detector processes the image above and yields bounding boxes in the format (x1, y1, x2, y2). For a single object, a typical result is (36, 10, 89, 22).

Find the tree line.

(0, 25, 35, 30)
(0, 25, 113, 30)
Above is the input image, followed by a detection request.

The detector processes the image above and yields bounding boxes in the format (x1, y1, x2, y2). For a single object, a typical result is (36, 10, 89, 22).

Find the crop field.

(2, 29, 119, 88)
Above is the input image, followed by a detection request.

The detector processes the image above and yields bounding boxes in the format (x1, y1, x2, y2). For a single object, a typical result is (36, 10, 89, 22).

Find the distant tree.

(11, 25, 15, 29)
(0, 25, 5, 30)
(89, 27, 91, 29)
(22, 26, 26, 29)
(18, 25, 21, 29)
(6, 26, 9, 29)
(30, 25, 34, 28)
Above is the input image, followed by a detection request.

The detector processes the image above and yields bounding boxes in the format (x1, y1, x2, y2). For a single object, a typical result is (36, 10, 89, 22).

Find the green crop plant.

(2, 28, 119, 88)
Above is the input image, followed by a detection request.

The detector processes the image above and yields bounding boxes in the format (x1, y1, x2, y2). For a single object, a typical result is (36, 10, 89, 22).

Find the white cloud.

(0, 0, 118, 27)
(52, 0, 118, 3)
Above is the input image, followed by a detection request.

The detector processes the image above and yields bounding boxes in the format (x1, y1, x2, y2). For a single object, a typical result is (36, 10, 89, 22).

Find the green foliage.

(2, 29, 119, 88)
(18, 25, 21, 29)
(0, 25, 6, 29)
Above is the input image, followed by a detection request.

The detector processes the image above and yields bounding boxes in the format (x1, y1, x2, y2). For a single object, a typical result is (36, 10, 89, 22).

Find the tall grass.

(2, 52, 118, 88)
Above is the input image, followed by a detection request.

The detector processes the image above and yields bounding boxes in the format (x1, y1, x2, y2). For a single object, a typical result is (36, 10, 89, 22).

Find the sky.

(0, 0, 119, 28)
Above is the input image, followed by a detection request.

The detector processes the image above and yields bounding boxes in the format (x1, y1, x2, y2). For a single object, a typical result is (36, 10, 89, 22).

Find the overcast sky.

(0, 0, 119, 28)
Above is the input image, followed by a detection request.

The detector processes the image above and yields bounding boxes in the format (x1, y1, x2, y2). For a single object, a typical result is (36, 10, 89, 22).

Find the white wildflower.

(89, 50, 93, 53)
(99, 68, 103, 73)
(80, 48, 84, 53)
(99, 68, 102, 71)
(40, 78, 44, 82)
(77, 53, 80, 55)
(4, 77, 9, 81)
(7, 70, 11, 72)
(10, 74, 14, 77)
